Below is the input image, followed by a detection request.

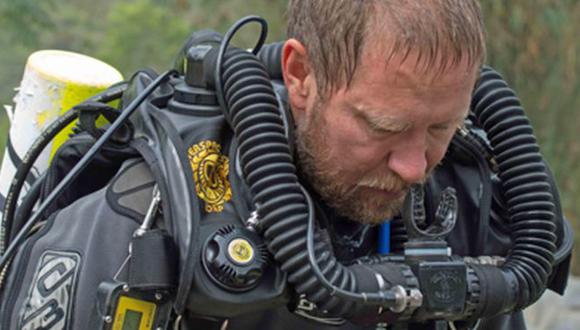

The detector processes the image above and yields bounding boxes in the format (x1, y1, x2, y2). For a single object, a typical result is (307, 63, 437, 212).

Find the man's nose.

(387, 144, 428, 185)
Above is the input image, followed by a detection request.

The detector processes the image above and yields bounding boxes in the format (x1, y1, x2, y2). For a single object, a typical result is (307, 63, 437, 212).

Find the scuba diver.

(0, 0, 573, 329)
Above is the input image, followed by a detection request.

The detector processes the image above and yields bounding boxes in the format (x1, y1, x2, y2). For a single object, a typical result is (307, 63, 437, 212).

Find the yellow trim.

(112, 296, 157, 330)
(48, 82, 112, 160)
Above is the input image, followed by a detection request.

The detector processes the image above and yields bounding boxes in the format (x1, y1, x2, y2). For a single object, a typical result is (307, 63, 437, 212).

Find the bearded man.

(286, 1, 480, 225)
(0, 1, 571, 330)
(220, 1, 570, 329)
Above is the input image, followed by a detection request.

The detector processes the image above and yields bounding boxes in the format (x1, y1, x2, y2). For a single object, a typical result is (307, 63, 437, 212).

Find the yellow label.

(228, 238, 254, 265)
(113, 296, 156, 330)
(188, 140, 232, 213)
(49, 83, 106, 160)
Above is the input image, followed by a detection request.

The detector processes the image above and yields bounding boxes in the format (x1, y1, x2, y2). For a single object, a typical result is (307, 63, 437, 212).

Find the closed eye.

(349, 105, 410, 136)
(368, 121, 396, 134)
(430, 124, 452, 131)
(430, 116, 466, 133)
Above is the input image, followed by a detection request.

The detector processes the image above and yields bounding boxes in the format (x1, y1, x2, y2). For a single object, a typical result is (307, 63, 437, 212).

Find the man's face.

(287, 41, 478, 225)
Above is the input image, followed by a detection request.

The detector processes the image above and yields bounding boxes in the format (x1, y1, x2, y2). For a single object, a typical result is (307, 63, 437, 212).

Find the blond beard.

(295, 100, 409, 225)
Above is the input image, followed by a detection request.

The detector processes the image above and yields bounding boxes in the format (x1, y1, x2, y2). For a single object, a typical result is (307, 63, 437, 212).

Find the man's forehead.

(364, 1, 485, 76)
(353, 14, 481, 89)
(351, 43, 480, 90)
(348, 99, 467, 120)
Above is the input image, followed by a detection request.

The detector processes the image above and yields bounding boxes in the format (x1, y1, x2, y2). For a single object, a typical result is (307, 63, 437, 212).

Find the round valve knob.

(203, 224, 268, 291)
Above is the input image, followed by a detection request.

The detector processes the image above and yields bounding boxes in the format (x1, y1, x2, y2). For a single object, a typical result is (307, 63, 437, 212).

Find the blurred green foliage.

(483, 0, 580, 274)
(0, 1, 578, 272)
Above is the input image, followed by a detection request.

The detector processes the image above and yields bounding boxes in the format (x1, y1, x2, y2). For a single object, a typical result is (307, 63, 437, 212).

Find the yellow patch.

(188, 140, 232, 213)
(35, 109, 56, 129)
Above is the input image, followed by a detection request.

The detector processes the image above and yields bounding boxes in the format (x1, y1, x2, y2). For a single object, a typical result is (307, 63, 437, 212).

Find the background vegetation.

(0, 1, 578, 273)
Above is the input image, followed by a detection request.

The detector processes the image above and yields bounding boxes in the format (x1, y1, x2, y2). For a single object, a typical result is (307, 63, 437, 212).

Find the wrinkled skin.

(282, 38, 478, 225)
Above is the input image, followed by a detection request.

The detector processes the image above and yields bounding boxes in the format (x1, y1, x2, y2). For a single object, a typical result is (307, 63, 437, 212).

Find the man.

(0, 1, 570, 330)
(221, 0, 569, 329)
(284, 0, 481, 226)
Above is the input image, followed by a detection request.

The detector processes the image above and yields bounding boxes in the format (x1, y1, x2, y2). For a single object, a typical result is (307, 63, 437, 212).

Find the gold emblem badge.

(188, 140, 232, 213)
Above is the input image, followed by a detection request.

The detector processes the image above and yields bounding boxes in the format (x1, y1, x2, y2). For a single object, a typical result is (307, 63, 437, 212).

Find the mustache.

(357, 173, 408, 192)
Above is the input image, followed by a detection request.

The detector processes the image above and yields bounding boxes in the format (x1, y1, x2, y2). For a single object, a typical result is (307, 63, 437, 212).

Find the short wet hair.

(287, 0, 486, 97)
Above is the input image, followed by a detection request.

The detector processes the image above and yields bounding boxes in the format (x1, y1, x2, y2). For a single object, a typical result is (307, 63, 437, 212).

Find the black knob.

(185, 45, 213, 88)
(203, 224, 268, 291)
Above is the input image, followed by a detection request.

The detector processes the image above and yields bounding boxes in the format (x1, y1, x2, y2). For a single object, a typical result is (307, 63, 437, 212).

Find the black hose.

(470, 66, 557, 309)
(302, 185, 399, 307)
(9, 172, 46, 243)
(218, 46, 358, 314)
(0, 108, 78, 254)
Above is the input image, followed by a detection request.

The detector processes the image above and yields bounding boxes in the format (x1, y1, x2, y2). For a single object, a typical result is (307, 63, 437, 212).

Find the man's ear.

(282, 39, 315, 122)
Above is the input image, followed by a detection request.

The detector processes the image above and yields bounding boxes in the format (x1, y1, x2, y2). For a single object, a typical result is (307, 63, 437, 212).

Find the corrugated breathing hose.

(219, 45, 358, 315)
(470, 66, 557, 310)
